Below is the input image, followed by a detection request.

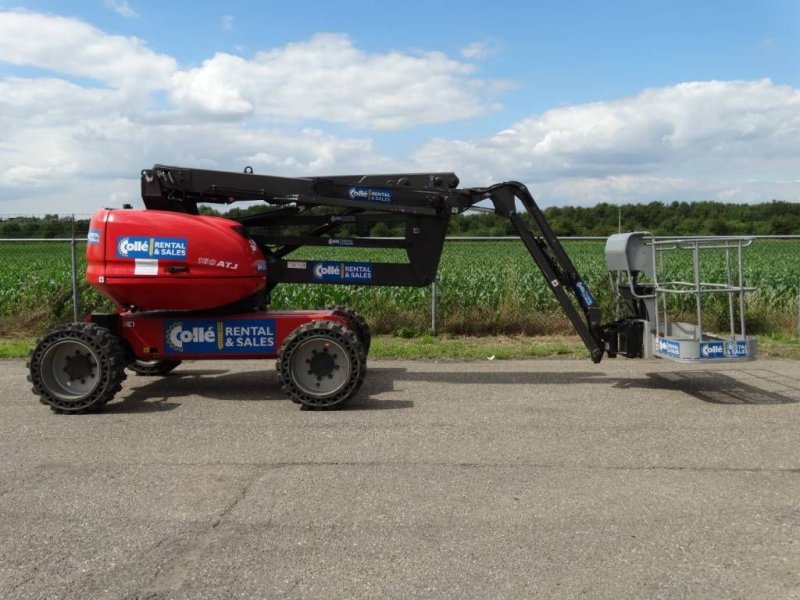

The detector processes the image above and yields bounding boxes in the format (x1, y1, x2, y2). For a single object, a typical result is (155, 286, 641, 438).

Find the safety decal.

(134, 259, 158, 276)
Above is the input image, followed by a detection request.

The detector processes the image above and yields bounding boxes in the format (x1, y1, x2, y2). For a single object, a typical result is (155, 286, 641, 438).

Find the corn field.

(1, 240, 798, 336)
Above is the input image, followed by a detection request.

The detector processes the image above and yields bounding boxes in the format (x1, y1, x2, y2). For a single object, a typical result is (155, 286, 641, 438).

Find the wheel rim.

(289, 335, 352, 398)
(136, 360, 161, 367)
(39, 340, 101, 401)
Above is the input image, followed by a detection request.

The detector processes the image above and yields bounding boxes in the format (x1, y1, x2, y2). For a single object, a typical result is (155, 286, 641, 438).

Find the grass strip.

(0, 338, 35, 359)
(2, 333, 798, 361)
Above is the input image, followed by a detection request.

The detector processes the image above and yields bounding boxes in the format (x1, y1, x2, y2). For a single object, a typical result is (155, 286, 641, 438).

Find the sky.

(0, 0, 798, 215)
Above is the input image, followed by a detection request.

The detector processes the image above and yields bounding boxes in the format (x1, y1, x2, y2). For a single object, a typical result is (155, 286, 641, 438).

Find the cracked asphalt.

(1, 357, 799, 599)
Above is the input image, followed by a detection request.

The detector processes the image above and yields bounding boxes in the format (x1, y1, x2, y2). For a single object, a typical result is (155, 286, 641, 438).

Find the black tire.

(128, 359, 182, 376)
(276, 320, 365, 409)
(27, 322, 128, 414)
(330, 306, 372, 354)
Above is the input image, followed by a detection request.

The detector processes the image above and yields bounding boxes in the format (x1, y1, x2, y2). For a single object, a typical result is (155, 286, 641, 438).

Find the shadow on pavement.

(111, 367, 415, 413)
(109, 368, 277, 413)
(109, 364, 799, 413)
(366, 367, 800, 406)
(616, 370, 799, 405)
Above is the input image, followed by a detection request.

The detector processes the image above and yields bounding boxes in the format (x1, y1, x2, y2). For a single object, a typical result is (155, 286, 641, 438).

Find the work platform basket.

(605, 232, 757, 363)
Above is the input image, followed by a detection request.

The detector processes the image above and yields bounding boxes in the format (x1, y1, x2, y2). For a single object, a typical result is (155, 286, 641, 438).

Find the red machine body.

(84, 208, 355, 364)
(87, 208, 267, 311)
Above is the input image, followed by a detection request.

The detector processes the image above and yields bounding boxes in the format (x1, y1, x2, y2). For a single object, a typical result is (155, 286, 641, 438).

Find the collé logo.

(700, 342, 725, 358)
(117, 237, 148, 257)
(313, 262, 341, 280)
(166, 321, 216, 352)
(165, 319, 276, 354)
(116, 236, 188, 260)
(312, 261, 373, 282)
(349, 187, 370, 201)
(348, 187, 393, 204)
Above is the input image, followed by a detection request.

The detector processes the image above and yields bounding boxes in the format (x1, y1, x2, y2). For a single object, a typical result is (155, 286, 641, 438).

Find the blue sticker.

(117, 236, 187, 260)
(575, 281, 596, 308)
(327, 238, 354, 247)
(699, 342, 726, 359)
(312, 261, 373, 282)
(164, 318, 276, 354)
(727, 341, 749, 358)
(348, 186, 393, 204)
(657, 338, 681, 357)
(87, 229, 101, 244)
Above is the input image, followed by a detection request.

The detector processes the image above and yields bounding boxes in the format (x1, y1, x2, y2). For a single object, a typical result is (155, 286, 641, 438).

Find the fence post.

(70, 215, 79, 322)
(796, 289, 800, 339)
(431, 280, 438, 336)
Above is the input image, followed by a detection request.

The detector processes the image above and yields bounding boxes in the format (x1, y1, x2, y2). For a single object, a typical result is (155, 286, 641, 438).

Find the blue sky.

(0, 0, 798, 213)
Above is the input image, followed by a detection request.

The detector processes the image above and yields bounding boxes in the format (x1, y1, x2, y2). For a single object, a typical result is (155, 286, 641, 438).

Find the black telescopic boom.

(466, 182, 606, 362)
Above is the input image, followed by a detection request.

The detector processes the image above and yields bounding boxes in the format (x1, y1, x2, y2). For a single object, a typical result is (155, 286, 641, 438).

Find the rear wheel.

(28, 323, 127, 414)
(128, 359, 181, 376)
(277, 320, 365, 409)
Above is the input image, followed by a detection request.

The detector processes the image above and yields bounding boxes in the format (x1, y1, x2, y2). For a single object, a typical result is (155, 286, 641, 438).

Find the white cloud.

(460, 42, 499, 59)
(414, 80, 800, 203)
(0, 123, 394, 213)
(0, 10, 797, 214)
(0, 11, 501, 129)
(170, 33, 500, 128)
(222, 15, 234, 31)
(0, 77, 121, 125)
(103, 0, 138, 18)
(0, 10, 175, 89)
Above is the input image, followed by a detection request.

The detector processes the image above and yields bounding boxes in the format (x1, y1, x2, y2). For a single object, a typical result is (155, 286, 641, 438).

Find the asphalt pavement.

(1, 357, 799, 599)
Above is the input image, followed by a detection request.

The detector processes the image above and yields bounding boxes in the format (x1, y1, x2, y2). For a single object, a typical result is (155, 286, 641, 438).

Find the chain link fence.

(0, 215, 93, 329)
(3, 213, 799, 336)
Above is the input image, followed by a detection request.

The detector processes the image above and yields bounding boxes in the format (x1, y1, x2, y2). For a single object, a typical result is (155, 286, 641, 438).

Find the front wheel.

(276, 320, 365, 409)
(27, 322, 128, 414)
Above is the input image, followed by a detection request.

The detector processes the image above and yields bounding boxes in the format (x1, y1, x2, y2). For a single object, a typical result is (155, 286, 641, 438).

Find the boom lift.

(27, 165, 756, 413)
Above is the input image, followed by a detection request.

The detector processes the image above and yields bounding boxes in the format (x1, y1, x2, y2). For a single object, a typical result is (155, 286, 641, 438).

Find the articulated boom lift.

(28, 165, 755, 413)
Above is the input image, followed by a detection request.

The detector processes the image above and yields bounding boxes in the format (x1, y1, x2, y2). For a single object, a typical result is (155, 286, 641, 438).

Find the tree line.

(1, 200, 798, 238)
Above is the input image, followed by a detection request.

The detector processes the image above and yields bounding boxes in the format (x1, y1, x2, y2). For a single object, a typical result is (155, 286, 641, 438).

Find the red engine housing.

(87, 209, 267, 311)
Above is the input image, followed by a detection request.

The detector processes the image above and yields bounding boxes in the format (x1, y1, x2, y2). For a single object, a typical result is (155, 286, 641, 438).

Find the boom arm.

(141, 165, 608, 361)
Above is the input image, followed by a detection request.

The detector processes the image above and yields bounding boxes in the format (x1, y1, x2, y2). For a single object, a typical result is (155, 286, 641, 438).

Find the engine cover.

(87, 209, 267, 311)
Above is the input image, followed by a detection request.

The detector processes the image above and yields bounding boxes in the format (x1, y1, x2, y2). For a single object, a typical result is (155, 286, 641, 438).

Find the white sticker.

(134, 258, 159, 275)
(287, 261, 307, 270)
